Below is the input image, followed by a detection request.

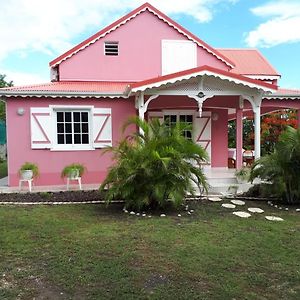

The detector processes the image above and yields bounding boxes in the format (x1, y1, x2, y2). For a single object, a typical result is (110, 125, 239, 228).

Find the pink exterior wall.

(210, 108, 228, 167)
(6, 97, 136, 187)
(59, 10, 229, 82)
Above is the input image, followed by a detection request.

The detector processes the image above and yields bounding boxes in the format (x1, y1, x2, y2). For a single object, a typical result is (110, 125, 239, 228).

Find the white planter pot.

(20, 170, 33, 180)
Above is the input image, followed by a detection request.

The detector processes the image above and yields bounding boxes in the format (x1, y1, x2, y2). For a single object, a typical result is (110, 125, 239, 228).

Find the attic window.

(104, 42, 119, 56)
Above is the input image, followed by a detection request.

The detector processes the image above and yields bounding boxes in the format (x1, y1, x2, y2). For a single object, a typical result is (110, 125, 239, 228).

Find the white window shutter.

(193, 112, 211, 161)
(162, 40, 197, 75)
(92, 108, 112, 148)
(30, 107, 53, 149)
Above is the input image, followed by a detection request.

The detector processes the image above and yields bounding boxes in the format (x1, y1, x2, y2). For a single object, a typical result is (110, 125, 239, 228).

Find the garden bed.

(0, 190, 105, 203)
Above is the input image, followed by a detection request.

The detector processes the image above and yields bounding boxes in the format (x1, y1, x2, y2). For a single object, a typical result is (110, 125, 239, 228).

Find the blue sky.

(1, 0, 300, 89)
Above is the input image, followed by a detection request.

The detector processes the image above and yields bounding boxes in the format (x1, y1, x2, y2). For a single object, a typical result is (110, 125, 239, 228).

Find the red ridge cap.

(49, 2, 235, 68)
(131, 65, 278, 90)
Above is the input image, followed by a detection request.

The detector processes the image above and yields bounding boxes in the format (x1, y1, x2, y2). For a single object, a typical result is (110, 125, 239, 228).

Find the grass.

(0, 160, 7, 178)
(0, 200, 299, 299)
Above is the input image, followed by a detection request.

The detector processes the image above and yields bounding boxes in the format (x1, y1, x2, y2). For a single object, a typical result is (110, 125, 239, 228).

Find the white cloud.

(0, 0, 237, 61)
(245, 1, 300, 47)
(1, 69, 48, 86)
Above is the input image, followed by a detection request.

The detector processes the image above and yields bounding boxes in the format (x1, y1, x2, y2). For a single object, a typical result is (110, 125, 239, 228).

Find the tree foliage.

(100, 117, 208, 211)
(250, 126, 300, 204)
(0, 74, 13, 121)
(228, 110, 298, 155)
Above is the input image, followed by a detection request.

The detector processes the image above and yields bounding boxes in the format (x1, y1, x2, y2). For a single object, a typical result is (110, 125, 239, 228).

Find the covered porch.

(132, 66, 276, 172)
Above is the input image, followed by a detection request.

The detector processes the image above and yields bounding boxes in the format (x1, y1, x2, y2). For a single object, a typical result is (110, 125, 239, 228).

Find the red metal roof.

(131, 65, 278, 91)
(49, 2, 235, 68)
(0, 81, 131, 94)
(276, 88, 300, 95)
(217, 49, 280, 76)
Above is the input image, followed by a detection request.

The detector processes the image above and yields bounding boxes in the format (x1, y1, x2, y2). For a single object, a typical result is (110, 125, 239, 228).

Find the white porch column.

(135, 92, 145, 134)
(253, 105, 261, 159)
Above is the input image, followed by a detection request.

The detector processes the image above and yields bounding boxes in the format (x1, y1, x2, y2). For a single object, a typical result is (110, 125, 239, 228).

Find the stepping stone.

(222, 203, 236, 209)
(208, 197, 222, 202)
(177, 214, 181, 217)
(231, 200, 245, 206)
(265, 216, 284, 221)
(233, 211, 251, 218)
(129, 211, 135, 215)
(248, 207, 264, 214)
(296, 209, 300, 212)
(160, 214, 166, 217)
(142, 214, 146, 217)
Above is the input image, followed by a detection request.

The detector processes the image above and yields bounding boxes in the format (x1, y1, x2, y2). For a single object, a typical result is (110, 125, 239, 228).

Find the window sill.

(50, 147, 95, 152)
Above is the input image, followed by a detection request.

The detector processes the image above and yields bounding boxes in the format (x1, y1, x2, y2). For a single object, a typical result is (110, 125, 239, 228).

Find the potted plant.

(235, 166, 250, 184)
(61, 163, 85, 179)
(19, 162, 39, 180)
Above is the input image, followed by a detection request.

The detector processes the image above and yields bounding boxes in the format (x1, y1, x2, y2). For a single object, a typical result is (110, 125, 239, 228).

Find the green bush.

(250, 126, 300, 204)
(100, 117, 208, 211)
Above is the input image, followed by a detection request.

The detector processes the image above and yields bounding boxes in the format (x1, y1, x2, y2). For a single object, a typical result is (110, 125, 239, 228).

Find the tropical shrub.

(100, 117, 208, 211)
(250, 126, 300, 204)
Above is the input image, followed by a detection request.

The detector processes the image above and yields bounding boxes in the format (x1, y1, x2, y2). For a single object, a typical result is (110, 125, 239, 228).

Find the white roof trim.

(246, 75, 281, 80)
(51, 7, 233, 68)
(131, 71, 276, 93)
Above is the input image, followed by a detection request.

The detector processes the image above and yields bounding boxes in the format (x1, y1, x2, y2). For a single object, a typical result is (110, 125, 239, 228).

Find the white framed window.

(163, 111, 193, 140)
(104, 41, 119, 56)
(55, 109, 91, 148)
(54, 108, 92, 150)
(30, 106, 113, 151)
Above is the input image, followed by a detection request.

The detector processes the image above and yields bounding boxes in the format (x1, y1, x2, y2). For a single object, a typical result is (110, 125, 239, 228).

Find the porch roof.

(130, 65, 278, 93)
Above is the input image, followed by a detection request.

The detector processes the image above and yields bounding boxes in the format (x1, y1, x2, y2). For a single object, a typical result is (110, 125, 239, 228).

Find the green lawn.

(0, 201, 299, 299)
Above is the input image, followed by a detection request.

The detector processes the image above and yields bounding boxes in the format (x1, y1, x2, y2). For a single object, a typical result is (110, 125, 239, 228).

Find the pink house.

(1, 2, 300, 187)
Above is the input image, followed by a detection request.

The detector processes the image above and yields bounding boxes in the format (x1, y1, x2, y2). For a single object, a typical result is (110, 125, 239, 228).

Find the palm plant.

(100, 117, 208, 211)
(250, 126, 300, 204)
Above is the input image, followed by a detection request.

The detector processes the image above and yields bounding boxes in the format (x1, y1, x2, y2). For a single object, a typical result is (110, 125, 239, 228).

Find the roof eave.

(0, 91, 129, 99)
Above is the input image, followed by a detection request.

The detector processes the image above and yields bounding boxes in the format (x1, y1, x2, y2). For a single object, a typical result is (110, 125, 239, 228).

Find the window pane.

(57, 134, 64, 144)
(66, 134, 72, 144)
(57, 112, 64, 122)
(81, 112, 88, 122)
(74, 123, 81, 133)
(186, 131, 192, 139)
(73, 112, 80, 122)
(65, 123, 72, 133)
(74, 134, 81, 144)
(82, 134, 89, 144)
(65, 112, 71, 122)
(180, 115, 186, 122)
(187, 115, 193, 123)
(57, 123, 64, 133)
(82, 123, 89, 133)
(170, 115, 177, 123)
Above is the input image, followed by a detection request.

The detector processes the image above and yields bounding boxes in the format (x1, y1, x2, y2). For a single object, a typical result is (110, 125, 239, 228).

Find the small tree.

(0, 74, 13, 122)
(250, 126, 300, 204)
(100, 117, 208, 211)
